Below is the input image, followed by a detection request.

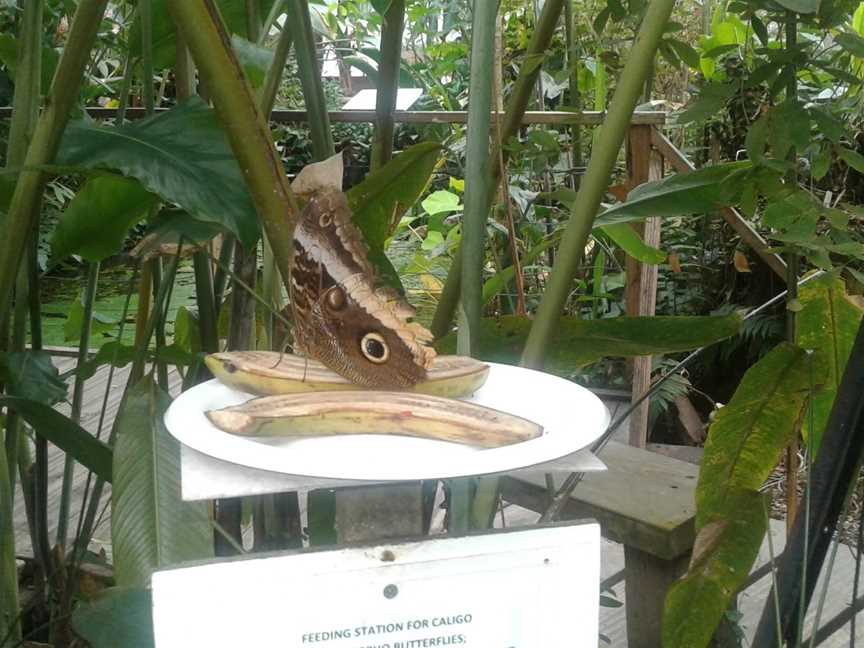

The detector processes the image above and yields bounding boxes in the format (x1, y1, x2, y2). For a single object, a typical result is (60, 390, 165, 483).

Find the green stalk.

(257, 19, 293, 115)
(168, 0, 299, 291)
(0, 0, 110, 319)
(430, 0, 565, 340)
(565, 0, 582, 190)
(0, 439, 19, 644)
(246, 0, 261, 41)
(520, 0, 676, 368)
(370, 0, 406, 171)
(140, 0, 155, 113)
(56, 262, 100, 548)
(5, 0, 43, 167)
(285, 0, 335, 160)
(260, 0, 286, 44)
(151, 259, 171, 390)
(457, 0, 499, 356)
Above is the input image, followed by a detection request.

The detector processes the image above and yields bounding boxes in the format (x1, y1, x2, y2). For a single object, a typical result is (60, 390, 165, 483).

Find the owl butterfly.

(289, 189, 436, 388)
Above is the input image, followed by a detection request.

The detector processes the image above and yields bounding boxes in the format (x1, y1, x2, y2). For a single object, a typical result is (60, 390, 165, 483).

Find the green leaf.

(129, 0, 277, 69)
(836, 31, 864, 57)
(72, 587, 154, 648)
(0, 33, 59, 93)
(597, 162, 752, 225)
(666, 39, 701, 69)
(697, 344, 815, 525)
(0, 351, 66, 405)
(0, 397, 112, 482)
(664, 489, 767, 648)
(750, 16, 769, 46)
(600, 223, 666, 264)
(371, 0, 394, 13)
(56, 98, 260, 248)
(676, 83, 735, 124)
(839, 147, 864, 173)
(112, 376, 213, 587)
(798, 273, 864, 453)
(347, 141, 442, 251)
(231, 35, 274, 89)
(50, 175, 159, 263)
(63, 292, 119, 343)
(133, 209, 225, 258)
(664, 344, 817, 648)
(422, 190, 462, 216)
(436, 315, 741, 372)
(774, 0, 820, 12)
(343, 55, 379, 82)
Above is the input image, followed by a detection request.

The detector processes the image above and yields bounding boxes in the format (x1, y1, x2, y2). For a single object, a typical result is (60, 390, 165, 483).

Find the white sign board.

(152, 522, 600, 648)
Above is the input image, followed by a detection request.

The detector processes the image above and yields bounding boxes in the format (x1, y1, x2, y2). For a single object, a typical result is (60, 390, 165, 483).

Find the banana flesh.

(205, 391, 542, 448)
(205, 351, 489, 398)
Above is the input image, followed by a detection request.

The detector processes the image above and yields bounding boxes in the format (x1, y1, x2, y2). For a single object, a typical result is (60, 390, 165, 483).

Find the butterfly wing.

(289, 189, 435, 388)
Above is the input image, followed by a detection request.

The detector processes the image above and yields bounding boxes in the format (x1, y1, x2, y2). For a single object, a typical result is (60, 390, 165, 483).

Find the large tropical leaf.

(599, 223, 666, 264)
(0, 350, 66, 405)
(72, 587, 154, 648)
(50, 174, 159, 263)
(663, 343, 817, 648)
(436, 314, 741, 372)
(0, 397, 112, 481)
(797, 273, 864, 453)
(56, 98, 260, 248)
(111, 377, 212, 587)
(347, 141, 443, 252)
(128, 0, 277, 69)
(0, 33, 58, 92)
(596, 161, 753, 225)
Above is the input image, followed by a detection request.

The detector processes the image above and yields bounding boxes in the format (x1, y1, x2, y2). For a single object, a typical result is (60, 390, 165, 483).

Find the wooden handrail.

(0, 106, 667, 126)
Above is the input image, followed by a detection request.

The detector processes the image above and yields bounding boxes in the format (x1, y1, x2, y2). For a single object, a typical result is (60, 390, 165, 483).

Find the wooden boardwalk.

(9, 353, 864, 646)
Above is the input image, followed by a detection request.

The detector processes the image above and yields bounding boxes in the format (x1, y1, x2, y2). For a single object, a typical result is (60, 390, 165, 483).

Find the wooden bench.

(500, 441, 699, 648)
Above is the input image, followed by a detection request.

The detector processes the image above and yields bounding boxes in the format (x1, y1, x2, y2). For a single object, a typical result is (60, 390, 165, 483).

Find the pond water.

(38, 262, 197, 348)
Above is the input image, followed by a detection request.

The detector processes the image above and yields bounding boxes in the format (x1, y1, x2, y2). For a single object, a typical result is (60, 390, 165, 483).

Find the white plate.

(163, 362, 610, 481)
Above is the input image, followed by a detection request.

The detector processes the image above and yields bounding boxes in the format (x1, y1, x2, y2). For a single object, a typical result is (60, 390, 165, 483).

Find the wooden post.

(625, 125, 663, 448)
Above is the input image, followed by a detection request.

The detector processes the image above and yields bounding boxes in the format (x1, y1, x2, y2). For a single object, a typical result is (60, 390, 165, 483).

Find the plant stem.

(56, 261, 100, 549)
(260, 0, 286, 43)
(565, 0, 582, 190)
(0, 0, 110, 319)
(784, 11, 800, 533)
(370, 0, 406, 171)
(246, 0, 261, 41)
(258, 19, 293, 115)
(169, 0, 299, 292)
(520, 0, 676, 368)
(0, 438, 19, 644)
(285, 0, 335, 160)
(457, 0, 499, 356)
(430, 0, 565, 339)
(141, 0, 155, 113)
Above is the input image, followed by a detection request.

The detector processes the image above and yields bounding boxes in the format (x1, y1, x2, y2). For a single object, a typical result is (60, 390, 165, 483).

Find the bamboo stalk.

(370, 0, 406, 171)
(285, 0, 335, 160)
(168, 0, 300, 292)
(431, 0, 565, 340)
(0, 440, 19, 644)
(456, 0, 499, 356)
(257, 19, 293, 115)
(520, 0, 676, 368)
(0, 0, 110, 319)
(56, 262, 100, 548)
(784, 11, 800, 534)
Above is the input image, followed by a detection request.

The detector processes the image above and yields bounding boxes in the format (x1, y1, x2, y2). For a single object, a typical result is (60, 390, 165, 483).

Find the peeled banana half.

(205, 351, 490, 398)
(205, 391, 543, 449)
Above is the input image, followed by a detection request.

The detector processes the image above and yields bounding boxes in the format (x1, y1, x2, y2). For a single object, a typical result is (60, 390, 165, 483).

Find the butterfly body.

(289, 189, 435, 388)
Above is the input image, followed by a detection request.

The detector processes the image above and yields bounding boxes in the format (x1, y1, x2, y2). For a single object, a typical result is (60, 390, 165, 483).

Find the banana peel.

(205, 391, 543, 448)
(205, 351, 489, 398)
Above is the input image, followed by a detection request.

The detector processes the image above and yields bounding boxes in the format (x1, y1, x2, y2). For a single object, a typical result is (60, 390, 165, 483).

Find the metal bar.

(649, 127, 787, 279)
(803, 594, 864, 646)
(0, 105, 668, 125)
(752, 315, 864, 645)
